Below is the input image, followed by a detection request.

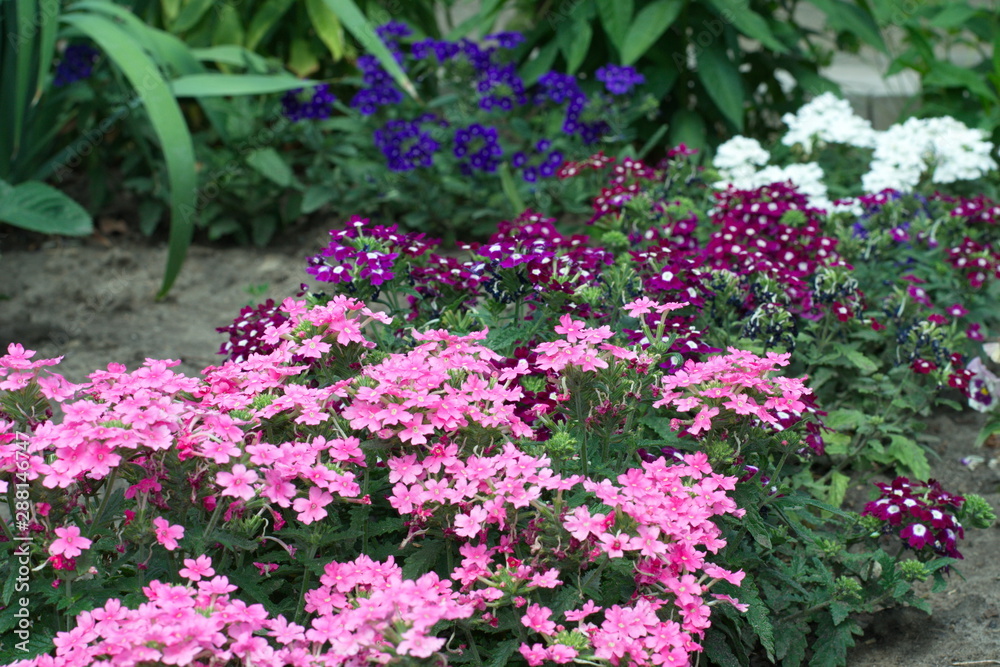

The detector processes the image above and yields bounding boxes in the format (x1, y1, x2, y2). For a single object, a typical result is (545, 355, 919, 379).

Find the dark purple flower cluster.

(511, 139, 563, 182)
(534, 72, 608, 143)
(486, 31, 526, 49)
(373, 115, 445, 172)
(595, 64, 645, 95)
(453, 124, 502, 174)
(215, 299, 288, 362)
(863, 477, 966, 559)
(54, 44, 99, 87)
(305, 215, 436, 289)
(350, 55, 404, 116)
(410, 38, 461, 63)
(281, 84, 337, 122)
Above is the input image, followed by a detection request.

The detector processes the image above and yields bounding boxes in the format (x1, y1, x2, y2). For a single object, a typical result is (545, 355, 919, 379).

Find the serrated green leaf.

(774, 621, 807, 665)
(824, 408, 865, 431)
(227, 567, 282, 616)
(621, 0, 684, 65)
(887, 435, 930, 480)
(834, 343, 879, 375)
(826, 470, 850, 508)
(401, 541, 445, 579)
(811, 620, 861, 666)
(696, 43, 745, 130)
(486, 639, 520, 667)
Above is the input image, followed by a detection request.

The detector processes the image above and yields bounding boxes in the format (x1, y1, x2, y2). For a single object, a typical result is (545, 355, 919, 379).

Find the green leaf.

(558, 18, 592, 74)
(499, 162, 525, 215)
(302, 185, 335, 214)
(487, 639, 519, 667)
(597, 0, 634, 51)
(171, 0, 214, 33)
(668, 108, 708, 153)
(887, 435, 931, 480)
(833, 342, 878, 375)
(974, 412, 1000, 447)
(811, 619, 861, 666)
(245, 0, 295, 51)
(0, 179, 92, 235)
(306, 0, 345, 61)
(924, 61, 998, 101)
(824, 408, 865, 431)
(170, 73, 311, 97)
(621, 0, 685, 65)
(401, 541, 445, 579)
(929, 4, 979, 29)
(519, 39, 560, 87)
(809, 0, 887, 53)
(826, 470, 850, 508)
(775, 622, 807, 665)
(705, 0, 787, 53)
(320, 0, 418, 100)
(696, 43, 745, 130)
(190, 45, 270, 71)
(62, 10, 197, 299)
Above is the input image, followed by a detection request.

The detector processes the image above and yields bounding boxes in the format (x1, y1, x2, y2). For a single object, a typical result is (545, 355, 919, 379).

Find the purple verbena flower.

(595, 64, 645, 95)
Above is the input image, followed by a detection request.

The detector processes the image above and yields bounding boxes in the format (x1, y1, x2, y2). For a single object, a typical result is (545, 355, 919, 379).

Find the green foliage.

(879, 1, 1000, 142)
(495, 0, 888, 149)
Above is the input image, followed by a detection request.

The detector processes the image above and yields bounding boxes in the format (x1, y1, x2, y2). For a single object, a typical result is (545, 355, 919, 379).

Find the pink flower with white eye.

(521, 603, 557, 635)
(152, 517, 184, 551)
(454, 506, 488, 538)
(623, 297, 658, 317)
(179, 555, 215, 581)
(292, 486, 333, 525)
(216, 464, 259, 501)
(49, 525, 92, 559)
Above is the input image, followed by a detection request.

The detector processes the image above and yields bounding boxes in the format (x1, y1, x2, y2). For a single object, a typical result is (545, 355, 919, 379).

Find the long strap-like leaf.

(62, 11, 197, 299)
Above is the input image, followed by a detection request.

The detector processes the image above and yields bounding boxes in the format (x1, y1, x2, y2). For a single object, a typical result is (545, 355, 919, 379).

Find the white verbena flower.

(781, 92, 878, 154)
(862, 116, 997, 193)
(713, 136, 770, 172)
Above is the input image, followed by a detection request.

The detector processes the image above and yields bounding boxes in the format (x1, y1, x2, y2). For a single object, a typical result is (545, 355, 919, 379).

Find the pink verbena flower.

(152, 517, 185, 551)
(49, 525, 92, 559)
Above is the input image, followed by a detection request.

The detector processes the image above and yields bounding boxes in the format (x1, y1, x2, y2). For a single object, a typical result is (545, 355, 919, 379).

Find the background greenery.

(4, 0, 1000, 293)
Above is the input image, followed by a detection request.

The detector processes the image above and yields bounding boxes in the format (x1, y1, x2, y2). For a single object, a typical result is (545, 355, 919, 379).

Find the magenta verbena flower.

(862, 476, 966, 559)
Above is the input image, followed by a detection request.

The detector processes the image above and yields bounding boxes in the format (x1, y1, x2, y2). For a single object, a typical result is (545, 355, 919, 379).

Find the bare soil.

(1, 229, 998, 666)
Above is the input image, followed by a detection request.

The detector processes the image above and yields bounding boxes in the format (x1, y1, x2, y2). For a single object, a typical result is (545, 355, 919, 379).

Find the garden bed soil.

(1, 230, 999, 666)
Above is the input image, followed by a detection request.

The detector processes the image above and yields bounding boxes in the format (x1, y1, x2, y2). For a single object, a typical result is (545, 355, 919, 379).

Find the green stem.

(89, 468, 119, 535)
(201, 498, 225, 549)
(294, 544, 319, 625)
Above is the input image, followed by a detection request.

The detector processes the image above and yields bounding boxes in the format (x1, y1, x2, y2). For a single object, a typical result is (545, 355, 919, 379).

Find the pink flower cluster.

(652, 347, 817, 441)
(336, 328, 533, 445)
